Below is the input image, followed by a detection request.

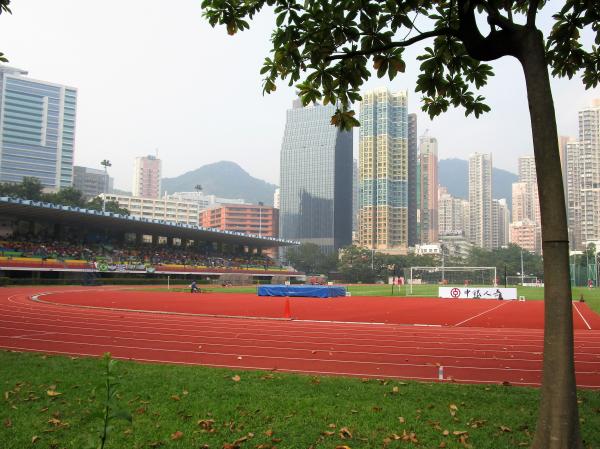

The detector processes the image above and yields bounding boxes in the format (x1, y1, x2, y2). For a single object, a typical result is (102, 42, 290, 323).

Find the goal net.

(506, 275, 540, 286)
(407, 266, 497, 296)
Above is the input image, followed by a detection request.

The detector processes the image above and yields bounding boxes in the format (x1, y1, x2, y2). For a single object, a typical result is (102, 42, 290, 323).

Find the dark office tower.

(279, 101, 353, 253)
(408, 113, 418, 246)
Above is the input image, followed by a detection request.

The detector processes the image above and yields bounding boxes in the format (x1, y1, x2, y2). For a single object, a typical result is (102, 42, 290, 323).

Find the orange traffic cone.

(284, 297, 291, 319)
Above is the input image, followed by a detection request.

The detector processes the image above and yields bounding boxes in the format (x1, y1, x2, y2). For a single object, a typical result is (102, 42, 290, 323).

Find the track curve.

(0, 286, 599, 388)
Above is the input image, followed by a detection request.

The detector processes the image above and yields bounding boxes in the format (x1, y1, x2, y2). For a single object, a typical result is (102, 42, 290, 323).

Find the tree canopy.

(202, 0, 599, 128)
(0, 178, 130, 215)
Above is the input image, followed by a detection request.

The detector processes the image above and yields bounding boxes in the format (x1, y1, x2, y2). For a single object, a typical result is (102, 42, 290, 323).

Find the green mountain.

(438, 158, 518, 208)
(161, 161, 277, 205)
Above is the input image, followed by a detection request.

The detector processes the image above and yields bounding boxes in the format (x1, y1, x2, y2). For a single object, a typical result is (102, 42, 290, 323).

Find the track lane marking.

(573, 302, 593, 330)
(454, 301, 511, 327)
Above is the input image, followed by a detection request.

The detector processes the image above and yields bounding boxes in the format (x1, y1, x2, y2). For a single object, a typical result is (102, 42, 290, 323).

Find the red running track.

(0, 287, 599, 388)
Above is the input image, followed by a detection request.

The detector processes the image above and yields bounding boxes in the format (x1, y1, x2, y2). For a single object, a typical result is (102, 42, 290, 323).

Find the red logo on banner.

(450, 288, 461, 298)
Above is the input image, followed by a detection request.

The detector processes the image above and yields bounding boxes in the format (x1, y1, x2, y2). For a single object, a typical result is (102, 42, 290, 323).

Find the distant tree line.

(0, 177, 129, 215)
(286, 242, 545, 283)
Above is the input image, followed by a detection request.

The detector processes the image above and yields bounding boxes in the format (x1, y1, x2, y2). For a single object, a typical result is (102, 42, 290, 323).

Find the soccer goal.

(506, 275, 541, 286)
(407, 266, 497, 296)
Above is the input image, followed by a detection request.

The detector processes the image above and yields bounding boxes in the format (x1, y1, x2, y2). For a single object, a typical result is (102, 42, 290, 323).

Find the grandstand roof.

(0, 197, 298, 248)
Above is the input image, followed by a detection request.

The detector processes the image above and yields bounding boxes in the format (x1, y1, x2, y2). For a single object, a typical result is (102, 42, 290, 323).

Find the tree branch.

(482, 0, 519, 32)
(527, 0, 540, 27)
(457, 0, 520, 61)
(326, 28, 457, 61)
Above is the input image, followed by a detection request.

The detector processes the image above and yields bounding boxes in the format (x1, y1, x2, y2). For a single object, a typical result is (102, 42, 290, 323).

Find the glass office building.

(279, 101, 353, 253)
(0, 66, 77, 188)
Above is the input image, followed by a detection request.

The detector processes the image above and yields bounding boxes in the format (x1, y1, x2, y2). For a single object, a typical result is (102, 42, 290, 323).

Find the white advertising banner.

(439, 287, 517, 300)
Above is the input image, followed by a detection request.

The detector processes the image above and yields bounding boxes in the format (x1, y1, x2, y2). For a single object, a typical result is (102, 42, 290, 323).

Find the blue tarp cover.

(258, 285, 347, 298)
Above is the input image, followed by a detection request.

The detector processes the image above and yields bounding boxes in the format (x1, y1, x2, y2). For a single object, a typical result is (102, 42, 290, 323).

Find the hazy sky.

(0, 0, 598, 190)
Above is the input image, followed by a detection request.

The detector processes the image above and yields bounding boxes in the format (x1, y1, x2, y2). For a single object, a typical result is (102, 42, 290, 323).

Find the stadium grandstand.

(0, 197, 302, 285)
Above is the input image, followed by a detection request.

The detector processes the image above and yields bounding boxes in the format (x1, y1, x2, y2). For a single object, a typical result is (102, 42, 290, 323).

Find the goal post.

(407, 266, 497, 296)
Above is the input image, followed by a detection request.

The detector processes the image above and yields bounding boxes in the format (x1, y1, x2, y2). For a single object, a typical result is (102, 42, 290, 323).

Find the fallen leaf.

(439, 443, 447, 448)
(4, 418, 12, 428)
(399, 417, 405, 424)
(47, 418, 62, 427)
(271, 437, 282, 443)
(233, 436, 248, 445)
(147, 441, 163, 448)
(222, 444, 240, 449)
(334, 446, 351, 449)
(31, 436, 40, 444)
(340, 427, 352, 439)
(198, 419, 215, 432)
(499, 425, 512, 432)
(453, 431, 468, 436)
(171, 395, 181, 401)
(321, 431, 335, 436)
(170, 431, 184, 440)
(232, 375, 241, 382)
(46, 390, 62, 397)
(264, 429, 274, 437)
(392, 386, 399, 394)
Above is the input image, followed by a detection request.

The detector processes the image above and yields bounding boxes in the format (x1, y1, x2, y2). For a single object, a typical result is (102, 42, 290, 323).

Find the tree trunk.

(517, 30, 584, 449)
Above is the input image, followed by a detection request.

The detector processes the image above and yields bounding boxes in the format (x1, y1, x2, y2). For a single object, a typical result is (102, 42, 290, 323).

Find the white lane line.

(0, 318, 565, 352)
(454, 301, 511, 327)
(573, 302, 593, 330)
(3, 345, 599, 388)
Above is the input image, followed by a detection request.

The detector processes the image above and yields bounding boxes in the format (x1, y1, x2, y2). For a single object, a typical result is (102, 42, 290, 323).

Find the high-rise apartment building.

(0, 66, 77, 189)
(132, 155, 161, 199)
(358, 88, 408, 254)
(72, 166, 113, 199)
(566, 99, 600, 249)
(468, 153, 493, 249)
(279, 101, 352, 252)
(492, 198, 510, 248)
(419, 134, 438, 244)
(438, 186, 468, 236)
(352, 159, 359, 233)
(407, 113, 418, 246)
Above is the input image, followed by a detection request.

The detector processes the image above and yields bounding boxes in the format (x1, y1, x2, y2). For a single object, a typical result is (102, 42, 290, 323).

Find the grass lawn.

(1, 351, 598, 449)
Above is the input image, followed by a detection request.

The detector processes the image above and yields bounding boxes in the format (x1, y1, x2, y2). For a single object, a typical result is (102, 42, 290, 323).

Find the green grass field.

(154, 284, 600, 314)
(1, 351, 599, 449)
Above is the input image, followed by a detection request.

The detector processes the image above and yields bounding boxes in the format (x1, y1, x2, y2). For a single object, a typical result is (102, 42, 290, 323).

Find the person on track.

(190, 280, 200, 293)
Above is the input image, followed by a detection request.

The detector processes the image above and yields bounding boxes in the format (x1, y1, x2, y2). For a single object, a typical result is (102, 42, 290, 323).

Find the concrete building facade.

(73, 166, 113, 199)
(200, 204, 279, 238)
(419, 134, 438, 244)
(100, 193, 199, 225)
(566, 99, 600, 249)
(132, 155, 162, 199)
(407, 113, 418, 246)
(468, 153, 493, 249)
